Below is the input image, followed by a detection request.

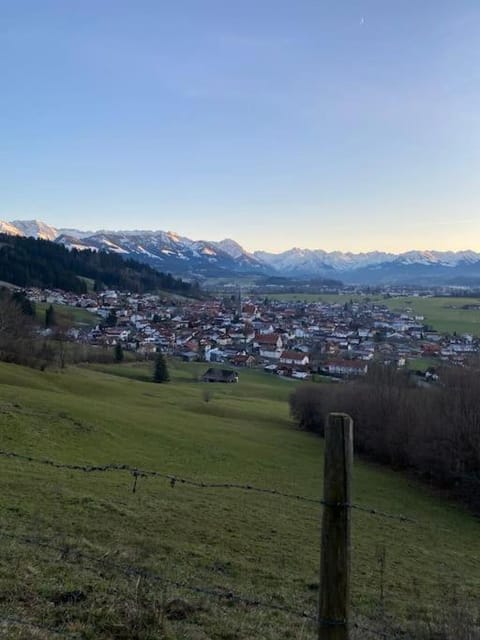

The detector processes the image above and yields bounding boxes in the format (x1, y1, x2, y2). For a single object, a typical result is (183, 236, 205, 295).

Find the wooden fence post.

(318, 413, 353, 640)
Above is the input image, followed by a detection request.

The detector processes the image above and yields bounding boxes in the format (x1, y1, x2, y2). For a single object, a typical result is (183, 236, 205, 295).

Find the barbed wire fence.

(0, 415, 473, 640)
(0, 449, 415, 523)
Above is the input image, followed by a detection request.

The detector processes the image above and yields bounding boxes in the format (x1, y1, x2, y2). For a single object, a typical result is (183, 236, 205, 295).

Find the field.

(0, 361, 478, 639)
(264, 293, 480, 336)
(77, 277, 95, 293)
(382, 296, 480, 336)
(35, 302, 99, 328)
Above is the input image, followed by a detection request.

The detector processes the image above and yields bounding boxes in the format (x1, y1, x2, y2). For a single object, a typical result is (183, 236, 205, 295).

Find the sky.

(1, 0, 480, 253)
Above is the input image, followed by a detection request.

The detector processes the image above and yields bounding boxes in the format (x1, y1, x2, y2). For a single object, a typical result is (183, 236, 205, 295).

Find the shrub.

(289, 364, 480, 512)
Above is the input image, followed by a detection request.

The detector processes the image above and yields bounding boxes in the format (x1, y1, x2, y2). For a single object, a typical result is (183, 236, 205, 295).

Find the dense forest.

(0, 234, 194, 294)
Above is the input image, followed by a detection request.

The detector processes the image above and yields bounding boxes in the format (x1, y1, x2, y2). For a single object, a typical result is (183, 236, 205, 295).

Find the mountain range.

(2, 219, 480, 285)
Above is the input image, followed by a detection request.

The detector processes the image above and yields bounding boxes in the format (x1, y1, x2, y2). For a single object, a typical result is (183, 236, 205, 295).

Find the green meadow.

(35, 302, 99, 328)
(382, 296, 480, 336)
(0, 360, 478, 639)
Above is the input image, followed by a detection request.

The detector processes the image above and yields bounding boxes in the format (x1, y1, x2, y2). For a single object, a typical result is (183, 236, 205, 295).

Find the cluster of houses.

(25, 287, 480, 381)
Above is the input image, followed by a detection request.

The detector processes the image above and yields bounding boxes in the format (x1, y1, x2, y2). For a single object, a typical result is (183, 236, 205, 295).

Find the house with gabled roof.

(323, 359, 368, 377)
(279, 350, 310, 367)
(254, 332, 284, 360)
(202, 368, 239, 383)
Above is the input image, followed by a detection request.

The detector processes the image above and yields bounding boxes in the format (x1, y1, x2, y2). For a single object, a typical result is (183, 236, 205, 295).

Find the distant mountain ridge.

(2, 218, 480, 284)
(0, 231, 193, 294)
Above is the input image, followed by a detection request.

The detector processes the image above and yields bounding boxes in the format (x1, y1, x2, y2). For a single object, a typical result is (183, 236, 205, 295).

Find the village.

(22, 286, 480, 381)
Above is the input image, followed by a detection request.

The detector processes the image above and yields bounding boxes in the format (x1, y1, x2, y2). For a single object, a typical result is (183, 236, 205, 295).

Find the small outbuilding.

(202, 368, 239, 383)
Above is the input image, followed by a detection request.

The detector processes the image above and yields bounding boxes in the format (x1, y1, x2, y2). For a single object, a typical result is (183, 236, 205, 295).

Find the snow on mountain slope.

(215, 238, 250, 259)
(1, 218, 480, 282)
(58, 228, 95, 239)
(255, 248, 394, 273)
(10, 219, 58, 241)
(0, 221, 24, 236)
(394, 250, 480, 267)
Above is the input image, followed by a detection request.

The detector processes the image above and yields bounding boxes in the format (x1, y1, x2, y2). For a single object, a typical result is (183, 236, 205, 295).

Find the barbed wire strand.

(0, 449, 416, 523)
(0, 615, 79, 638)
(353, 621, 391, 639)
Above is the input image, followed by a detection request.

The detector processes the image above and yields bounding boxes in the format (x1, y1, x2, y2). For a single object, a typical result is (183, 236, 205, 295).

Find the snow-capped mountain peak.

(10, 219, 58, 241)
(215, 238, 251, 259)
(0, 220, 24, 236)
(1, 218, 480, 284)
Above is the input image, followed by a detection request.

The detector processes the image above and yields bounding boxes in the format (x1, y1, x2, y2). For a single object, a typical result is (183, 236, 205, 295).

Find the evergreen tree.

(153, 351, 169, 383)
(114, 342, 124, 363)
(105, 309, 117, 327)
(45, 304, 56, 328)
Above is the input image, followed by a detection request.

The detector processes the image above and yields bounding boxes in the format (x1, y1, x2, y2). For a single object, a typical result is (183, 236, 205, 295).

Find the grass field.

(263, 293, 368, 303)
(406, 357, 439, 372)
(264, 293, 480, 336)
(35, 302, 99, 328)
(0, 360, 478, 639)
(78, 276, 95, 293)
(382, 296, 480, 336)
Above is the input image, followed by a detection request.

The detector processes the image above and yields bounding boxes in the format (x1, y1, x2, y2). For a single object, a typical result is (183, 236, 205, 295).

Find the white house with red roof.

(324, 359, 368, 377)
(279, 350, 310, 366)
(254, 333, 284, 359)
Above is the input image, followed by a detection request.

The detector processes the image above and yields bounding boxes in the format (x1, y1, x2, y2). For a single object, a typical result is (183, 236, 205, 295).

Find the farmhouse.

(231, 353, 257, 368)
(279, 350, 309, 366)
(323, 359, 368, 377)
(202, 368, 239, 383)
(254, 333, 284, 359)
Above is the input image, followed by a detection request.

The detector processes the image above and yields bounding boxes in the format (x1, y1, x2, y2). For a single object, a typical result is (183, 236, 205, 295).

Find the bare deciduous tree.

(0, 293, 35, 364)
(289, 364, 480, 511)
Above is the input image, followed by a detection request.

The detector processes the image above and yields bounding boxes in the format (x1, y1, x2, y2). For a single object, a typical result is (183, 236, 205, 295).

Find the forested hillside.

(0, 234, 194, 294)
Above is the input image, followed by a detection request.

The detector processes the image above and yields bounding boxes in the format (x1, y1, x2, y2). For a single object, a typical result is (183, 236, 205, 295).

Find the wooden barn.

(202, 368, 239, 383)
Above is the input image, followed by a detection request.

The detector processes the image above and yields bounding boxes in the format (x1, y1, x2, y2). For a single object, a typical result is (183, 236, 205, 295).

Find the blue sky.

(1, 1, 479, 252)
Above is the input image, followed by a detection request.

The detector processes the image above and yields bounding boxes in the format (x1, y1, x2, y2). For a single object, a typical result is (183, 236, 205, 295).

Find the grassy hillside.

(0, 361, 478, 639)
(35, 302, 99, 328)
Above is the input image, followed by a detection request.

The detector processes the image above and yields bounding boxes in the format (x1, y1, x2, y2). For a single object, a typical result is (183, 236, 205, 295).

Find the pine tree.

(114, 342, 124, 363)
(45, 304, 56, 328)
(153, 351, 169, 383)
(105, 309, 117, 327)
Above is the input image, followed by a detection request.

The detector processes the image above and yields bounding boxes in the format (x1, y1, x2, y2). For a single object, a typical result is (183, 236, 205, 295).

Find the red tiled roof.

(280, 350, 308, 361)
(255, 333, 280, 344)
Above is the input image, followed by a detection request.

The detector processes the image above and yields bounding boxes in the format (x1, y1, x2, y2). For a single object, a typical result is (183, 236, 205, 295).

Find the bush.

(289, 384, 325, 434)
(289, 364, 480, 512)
(202, 388, 214, 403)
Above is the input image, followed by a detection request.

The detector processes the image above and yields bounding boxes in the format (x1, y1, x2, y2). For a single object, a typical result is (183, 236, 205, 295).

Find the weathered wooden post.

(318, 413, 353, 640)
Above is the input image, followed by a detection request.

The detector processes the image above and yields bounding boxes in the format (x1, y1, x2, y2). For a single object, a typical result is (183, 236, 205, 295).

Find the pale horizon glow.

(1, 1, 479, 253)
(4, 215, 479, 255)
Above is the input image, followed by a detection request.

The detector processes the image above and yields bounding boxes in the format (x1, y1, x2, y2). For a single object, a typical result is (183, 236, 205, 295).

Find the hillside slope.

(0, 233, 193, 294)
(0, 361, 478, 638)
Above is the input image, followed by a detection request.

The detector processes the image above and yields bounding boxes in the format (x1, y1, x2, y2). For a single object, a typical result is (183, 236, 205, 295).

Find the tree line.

(0, 234, 194, 294)
(289, 364, 480, 512)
